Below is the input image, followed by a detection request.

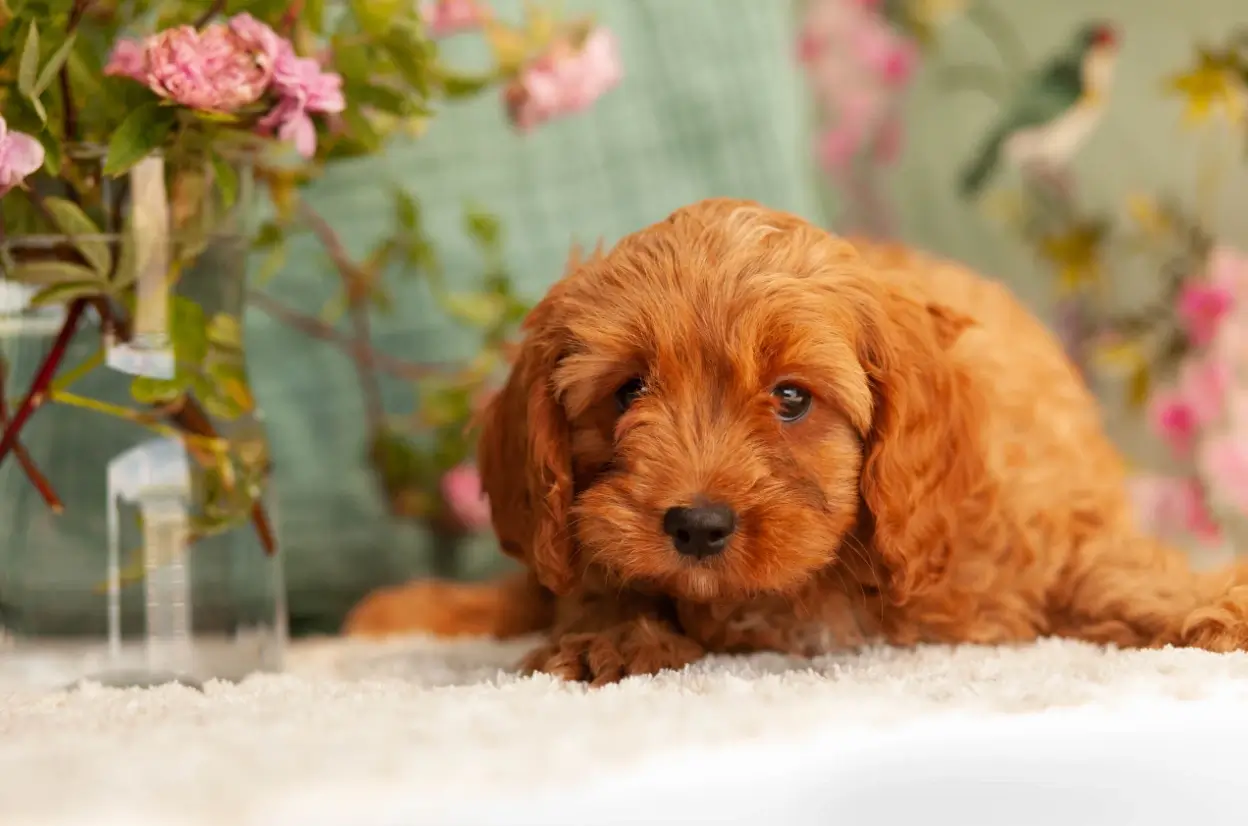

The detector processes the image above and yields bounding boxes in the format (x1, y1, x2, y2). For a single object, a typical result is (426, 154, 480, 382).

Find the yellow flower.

(1165, 48, 1248, 125)
(1038, 221, 1107, 293)
(1123, 193, 1173, 240)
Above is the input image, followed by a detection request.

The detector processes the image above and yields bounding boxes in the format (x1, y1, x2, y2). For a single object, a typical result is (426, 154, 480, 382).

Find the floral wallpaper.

(799, 0, 1248, 558)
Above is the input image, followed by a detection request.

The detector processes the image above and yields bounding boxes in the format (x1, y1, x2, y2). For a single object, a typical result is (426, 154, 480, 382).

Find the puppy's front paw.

(520, 618, 704, 686)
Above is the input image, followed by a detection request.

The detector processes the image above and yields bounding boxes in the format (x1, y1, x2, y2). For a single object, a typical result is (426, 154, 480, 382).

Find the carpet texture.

(2, 636, 1248, 826)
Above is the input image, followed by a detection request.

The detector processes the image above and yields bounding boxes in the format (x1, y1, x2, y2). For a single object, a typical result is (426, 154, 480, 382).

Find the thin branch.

(296, 199, 387, 435)
(0, 359, 62, 512)
(193, 0, 226, 28)
(248, 289, 452, 381)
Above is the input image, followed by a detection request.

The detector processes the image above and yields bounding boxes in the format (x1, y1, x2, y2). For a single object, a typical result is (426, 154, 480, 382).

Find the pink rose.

(0, 115, 45, 196)
(1129, 474, 1221, 542)
(103, 39, 148, 80)
(422, 0, 488, 37)
(1177, 281, 1235, 348)
(440, 464, 492, 532)
(227, 12, 284, 68)
(143, 23, 273, 111)
(504, 27, 622, 131)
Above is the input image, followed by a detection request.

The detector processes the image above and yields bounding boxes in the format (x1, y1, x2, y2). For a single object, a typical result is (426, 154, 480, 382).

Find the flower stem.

(0, 299, 88, 472)
(88, 297, 279, 556)
(50, 348, 104, 393)
(0, 358, 62, 513)
(48, 390, 228, 452)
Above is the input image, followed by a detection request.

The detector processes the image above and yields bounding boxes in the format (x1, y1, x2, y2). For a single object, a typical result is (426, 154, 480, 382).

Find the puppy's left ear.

(856, 284, 987, 605)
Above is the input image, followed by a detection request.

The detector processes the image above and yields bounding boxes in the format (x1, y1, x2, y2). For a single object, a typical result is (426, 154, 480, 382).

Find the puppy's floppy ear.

(476, 257, 587, 596)
(856, 283, 987, 604)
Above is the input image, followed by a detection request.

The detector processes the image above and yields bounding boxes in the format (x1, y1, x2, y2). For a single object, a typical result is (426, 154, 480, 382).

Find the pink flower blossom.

(1129, 474, 1221, 542)
(441, 464, 492, 531)
(1178, 354, 1232, 426)
(257, 43, 345, 158)
(103, 39, 148, 80)
(1148, 387, 1201, 457)
(1177, 280, 1235, 348)
(143, 23, 274, 111)
(1199, 432, 1248, 517)
(1208, 244, 1248, 294)
(0, 116, 44, 197)
(848, 18, 918, 86)
(228, 12, 284, 68)
(504, 27, 622, 131)
(422, 0, 489, 37)
(799, 0, 918, 176)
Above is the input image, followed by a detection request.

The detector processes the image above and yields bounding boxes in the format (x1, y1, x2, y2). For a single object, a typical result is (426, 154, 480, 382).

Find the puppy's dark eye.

(615, 377, 647, 412)
(772, 383, 812, 423)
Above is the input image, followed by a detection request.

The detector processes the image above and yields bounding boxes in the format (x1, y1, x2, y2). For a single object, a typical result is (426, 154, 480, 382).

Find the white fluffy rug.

(3, 635, 1248, 826)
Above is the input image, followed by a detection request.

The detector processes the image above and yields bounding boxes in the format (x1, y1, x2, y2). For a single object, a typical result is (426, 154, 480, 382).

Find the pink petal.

(278, 111, 318, 158)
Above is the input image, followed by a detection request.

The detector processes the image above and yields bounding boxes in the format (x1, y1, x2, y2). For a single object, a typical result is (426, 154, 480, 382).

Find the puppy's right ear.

(476, 258, 587, 596)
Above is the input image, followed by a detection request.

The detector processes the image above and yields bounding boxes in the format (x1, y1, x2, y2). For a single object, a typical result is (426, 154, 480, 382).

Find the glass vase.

(0, 147, 285, 690)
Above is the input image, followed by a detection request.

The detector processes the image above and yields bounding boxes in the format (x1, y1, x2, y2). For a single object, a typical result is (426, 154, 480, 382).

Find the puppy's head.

(478, 199, 980, 603)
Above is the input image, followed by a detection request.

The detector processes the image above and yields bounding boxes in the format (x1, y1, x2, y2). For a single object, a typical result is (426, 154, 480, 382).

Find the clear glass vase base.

(0, 634, 282, 692)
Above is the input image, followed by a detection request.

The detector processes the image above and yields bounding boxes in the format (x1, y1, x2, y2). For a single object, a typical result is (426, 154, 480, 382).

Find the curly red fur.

(345, 198, 1248, 683)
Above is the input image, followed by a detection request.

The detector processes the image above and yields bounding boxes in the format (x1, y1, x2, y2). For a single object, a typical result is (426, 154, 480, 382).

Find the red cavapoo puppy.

(344, 198, 1248, 684)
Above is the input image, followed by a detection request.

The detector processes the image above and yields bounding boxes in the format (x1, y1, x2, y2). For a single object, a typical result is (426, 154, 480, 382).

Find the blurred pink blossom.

(103, 38, 147, 80)
(504, 27, 622, 131)
(1178, 354, 1231, 426)
(1208, 245, 1248, 293)
(798, 0, 918, 176)
(422, 0, 489, 37)
(258, 43, 345, 157)
(1177, 281, 1235, 348)
(1199, 432, 1248, 517)
(142, 23, 274, 111)
(441, 464, 492, 532)
(0, 116, 44, 196)
(1148, 387, 1201, 457)
(1129, 474, 1221, 543)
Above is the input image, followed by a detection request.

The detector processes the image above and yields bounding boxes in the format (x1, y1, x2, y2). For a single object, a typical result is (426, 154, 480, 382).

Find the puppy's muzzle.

(662, 503, 736, 559)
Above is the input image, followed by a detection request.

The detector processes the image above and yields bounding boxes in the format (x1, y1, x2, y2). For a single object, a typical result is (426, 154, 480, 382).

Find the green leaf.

(382, 24, 434, 98)
(351, 0, 404, 35)
(252, 221, 285, 249)
(437, 69, 496, 100)
(28, 279, 108, 306)
(395, 189, 419, 232)
(32, 32, 76, 97)
(42, 196, 112, 276)
(17, 21, 39, 98)
(130, 375, 189, 405)
(110, 216, 138, 291)
(104, 102, 178, 177)
(254, 240, 287, 287)
(211, 154, 238, 210)
(6, 260, 102, 286)
(36, 131, 61, 176)
(205, 313, 243, 351)
(464, 206, 501, 250)
(170, 295, 209, 369)
(440, 292, 507, 327)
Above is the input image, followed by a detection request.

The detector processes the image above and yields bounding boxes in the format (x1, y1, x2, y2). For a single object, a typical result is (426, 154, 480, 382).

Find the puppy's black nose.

(662, 504, 736, 559)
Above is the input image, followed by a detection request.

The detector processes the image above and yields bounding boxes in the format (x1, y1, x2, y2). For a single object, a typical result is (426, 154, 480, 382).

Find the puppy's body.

(346, 200, 1248, 682)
